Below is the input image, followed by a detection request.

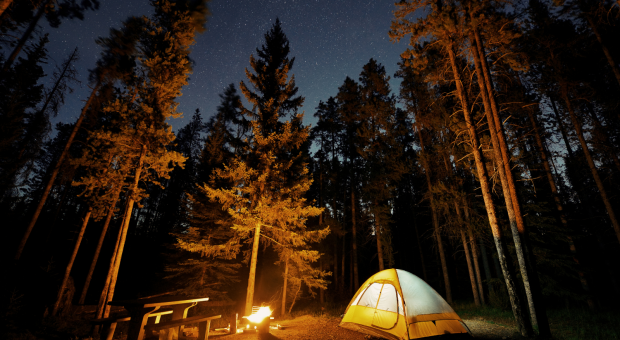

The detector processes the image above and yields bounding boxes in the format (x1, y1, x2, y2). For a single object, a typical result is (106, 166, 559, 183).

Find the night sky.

(47, 0, 409, 132)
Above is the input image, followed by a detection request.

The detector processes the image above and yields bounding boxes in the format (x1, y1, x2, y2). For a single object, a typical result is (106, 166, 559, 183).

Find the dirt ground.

(203, 314, 524, 340)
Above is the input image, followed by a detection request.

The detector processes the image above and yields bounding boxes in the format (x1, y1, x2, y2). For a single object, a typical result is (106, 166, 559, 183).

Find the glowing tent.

(339, 269, 469, 339)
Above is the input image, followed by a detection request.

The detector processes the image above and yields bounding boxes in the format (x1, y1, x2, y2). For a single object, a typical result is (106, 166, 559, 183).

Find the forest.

(1, 0, 620, 339)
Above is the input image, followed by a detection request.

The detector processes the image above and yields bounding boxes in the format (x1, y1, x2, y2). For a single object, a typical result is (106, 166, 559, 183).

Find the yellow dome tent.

(339, 269, 470, 339)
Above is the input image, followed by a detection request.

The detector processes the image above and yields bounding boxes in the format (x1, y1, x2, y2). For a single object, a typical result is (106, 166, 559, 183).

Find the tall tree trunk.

(461, 229, 480, 306)
(79, 186, 122, 305)
(479, 241, 493, 292)
(549, 96, 575, 158)
(560, 85, 620, 244)
(417, 127, 451, 301)
(447, 41, 532, 337)
(585, 14, 620, 89)
(527, 105, 596, 310)
(319, 258, 325, 303)
(341, 234, 345, 293)
(374, 202, 385, 271)
(333, 235, 338, 293)
(470, 35, 539, 330)
(463, 200, 485, 304)
(351, 186, 359, 290)
(93, 204, 126, 336)
(103, 145, 146, 317)
(584, 104, 620, 173)
(15, 84, 99, 261)
(51, 208, 92, 315)
(281, 258, 288, 317)
(2, 0, 50, 72)
(246, 225, 261, 316)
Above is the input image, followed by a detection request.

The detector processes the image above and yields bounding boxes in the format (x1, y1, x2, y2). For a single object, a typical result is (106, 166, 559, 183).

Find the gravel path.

(202, 315, 527, 340)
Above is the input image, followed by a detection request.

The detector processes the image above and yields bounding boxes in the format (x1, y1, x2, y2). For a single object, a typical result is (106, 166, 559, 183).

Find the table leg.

(197, 320, 211, 340)
(170, 302, 195, 339)
(126, 306, 160, 340)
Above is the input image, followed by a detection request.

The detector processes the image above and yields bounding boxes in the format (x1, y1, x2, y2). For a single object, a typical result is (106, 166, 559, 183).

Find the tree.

(198, 19, 329, 316)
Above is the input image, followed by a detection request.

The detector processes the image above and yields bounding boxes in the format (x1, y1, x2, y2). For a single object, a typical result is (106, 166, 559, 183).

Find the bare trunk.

(561, 85, 620, 244)
(246, 225, 261, 316)
(461, 229, 480, 306)
(527, 105, 596, 310)
(15, 84, 99, 261)
(333, 236, 338, 293)
(351, 186, 359, 290)
(447, 42, 532, 337)
(341, 233, 345, 293)
(51, 208, 92, 315)
(79, 186, 122, 305)
(2, 0, 50, 72)
(103, 145, 146, 317)
(374, 202, 385, 271)
(281, 259, 288, 317)
(288, 281, 301, 314)
(472, 30, 547, 334)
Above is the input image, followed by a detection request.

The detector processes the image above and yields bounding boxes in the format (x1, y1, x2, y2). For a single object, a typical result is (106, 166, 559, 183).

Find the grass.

(454, 301, 620, 340)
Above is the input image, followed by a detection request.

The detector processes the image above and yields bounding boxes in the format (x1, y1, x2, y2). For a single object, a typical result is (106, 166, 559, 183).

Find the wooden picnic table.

(108, 295, 209, 340)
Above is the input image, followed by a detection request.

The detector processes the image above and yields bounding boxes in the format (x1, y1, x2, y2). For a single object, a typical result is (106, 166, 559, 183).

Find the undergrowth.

(454, 301, 620, 340)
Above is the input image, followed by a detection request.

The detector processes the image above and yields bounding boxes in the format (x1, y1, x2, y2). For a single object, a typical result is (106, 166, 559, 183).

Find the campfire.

(241, 306, 273, 334)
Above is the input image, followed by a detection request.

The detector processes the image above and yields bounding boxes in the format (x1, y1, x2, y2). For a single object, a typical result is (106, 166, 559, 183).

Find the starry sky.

(46, 0, 409, 131)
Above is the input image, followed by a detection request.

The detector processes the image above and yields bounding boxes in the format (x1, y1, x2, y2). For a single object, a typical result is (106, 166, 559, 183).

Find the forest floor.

(203, 314, 523, 340)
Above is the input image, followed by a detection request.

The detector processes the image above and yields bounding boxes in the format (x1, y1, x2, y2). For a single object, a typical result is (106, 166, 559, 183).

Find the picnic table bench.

(104, 295, 212, 340)
(91, 309, 173, 340)
(144, 314, 221, 340)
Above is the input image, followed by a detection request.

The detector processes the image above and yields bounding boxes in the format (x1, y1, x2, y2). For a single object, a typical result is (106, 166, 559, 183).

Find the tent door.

(371, 283, 399, 329)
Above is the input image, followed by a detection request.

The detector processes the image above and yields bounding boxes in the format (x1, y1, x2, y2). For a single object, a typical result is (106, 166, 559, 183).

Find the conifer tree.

(199, 19, 328, 316)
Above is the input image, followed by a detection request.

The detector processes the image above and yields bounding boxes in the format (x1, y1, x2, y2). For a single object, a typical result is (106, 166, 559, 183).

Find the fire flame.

(247, 306, 272, 323)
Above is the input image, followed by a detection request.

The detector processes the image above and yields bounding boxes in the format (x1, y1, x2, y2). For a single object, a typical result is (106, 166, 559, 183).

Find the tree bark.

(15, 84, 99, 261)
(447, 42, 532, 337)
(560, 85, 620, 244)
(103, 145, 146, 317)
(246, 225, 261, 316)
(281, 258, 288, 317)
(2, 0, 50, 73)
(461, 229, 480, 306)
(374, 202, 385, 271)
(351, 186, 359, 290)
(51, 208, 92, 315)
(470, 35, 539, 330)
(79, 186, 122, 305)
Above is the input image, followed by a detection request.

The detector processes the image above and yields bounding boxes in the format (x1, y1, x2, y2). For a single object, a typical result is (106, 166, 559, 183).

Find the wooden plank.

(91, 309, 173, 324)
(144, 315, 221, 332)
(108, 296, 209, 308)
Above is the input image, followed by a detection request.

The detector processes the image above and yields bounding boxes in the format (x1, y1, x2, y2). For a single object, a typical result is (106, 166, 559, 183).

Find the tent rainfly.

(339, 269, 470, 339)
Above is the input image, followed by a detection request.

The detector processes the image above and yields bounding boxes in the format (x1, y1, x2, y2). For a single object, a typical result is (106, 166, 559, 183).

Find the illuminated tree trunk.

(79, 186, 122, 305)
(351, 186, 359, 290)
(281, 258, 288, 317)
(103, 145, 146, 317)
(0, 0, 13, 18)
(245, 225, 261, 316)
(470, 34, 538, 330)
(51, 208, 92, 315)
(560, 85, 620, 244)
(526, 105, 595, 310)
(15, 84, 99, 261)
(447, 42, 532, 337)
